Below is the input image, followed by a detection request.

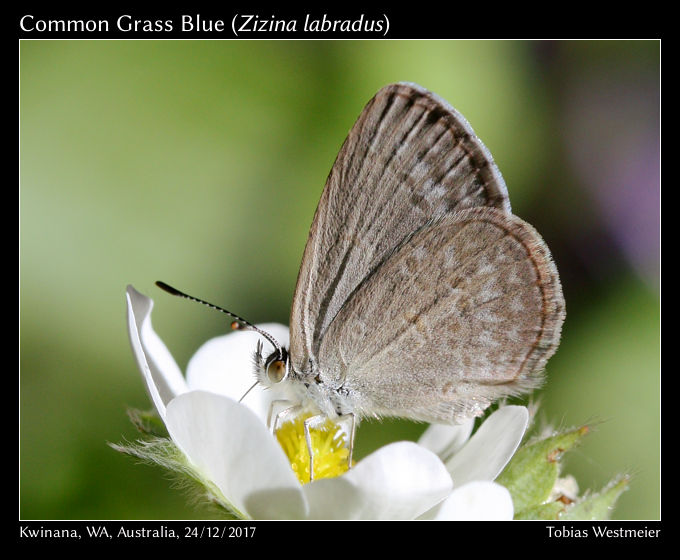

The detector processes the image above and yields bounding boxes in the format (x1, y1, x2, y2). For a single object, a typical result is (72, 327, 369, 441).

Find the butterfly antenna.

(155, 281, 283, 356)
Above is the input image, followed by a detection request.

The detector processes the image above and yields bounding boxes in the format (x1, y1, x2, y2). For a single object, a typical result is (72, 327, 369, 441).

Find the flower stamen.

(275, 414, 351, 484)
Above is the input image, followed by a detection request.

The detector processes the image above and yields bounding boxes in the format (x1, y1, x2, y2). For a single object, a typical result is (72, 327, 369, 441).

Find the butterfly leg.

(303, 414, 329, 482)
(334, 412, 356, 469)
(268, 400, 299, 434)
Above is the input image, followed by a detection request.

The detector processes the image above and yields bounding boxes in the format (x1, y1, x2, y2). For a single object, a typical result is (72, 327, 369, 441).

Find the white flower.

(126, 285, 452, 520)
(125, 285, 527, 520)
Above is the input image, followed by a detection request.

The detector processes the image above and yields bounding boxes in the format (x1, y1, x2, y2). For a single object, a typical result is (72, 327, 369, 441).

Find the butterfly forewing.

(290, 83, 513, 377)
(317, 207, 565, 423)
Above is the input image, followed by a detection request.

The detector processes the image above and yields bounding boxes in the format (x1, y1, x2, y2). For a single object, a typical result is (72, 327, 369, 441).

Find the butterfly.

(159, 82, 565, 479)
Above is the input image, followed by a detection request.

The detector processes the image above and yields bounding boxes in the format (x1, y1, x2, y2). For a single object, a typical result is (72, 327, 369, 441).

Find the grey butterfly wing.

(290, 83, 511, 376)
(317, 207, 565, 423)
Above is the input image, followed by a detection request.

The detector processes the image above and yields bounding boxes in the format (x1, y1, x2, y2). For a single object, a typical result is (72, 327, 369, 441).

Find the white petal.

(165, 391, 307, 520)
(431, 481, 514, 520)
(417, 418, 475, 463)
(303, 441, 452, 520)
(445, 406, 528, 486)
(126, 286, 188, 419)
(185, 324, 290, 422)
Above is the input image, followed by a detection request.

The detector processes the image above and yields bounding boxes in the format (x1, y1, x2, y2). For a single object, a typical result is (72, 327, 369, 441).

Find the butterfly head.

(254, 340, 291, 388)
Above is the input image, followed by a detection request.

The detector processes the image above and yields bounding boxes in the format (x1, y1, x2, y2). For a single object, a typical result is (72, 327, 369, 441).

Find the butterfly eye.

(266, 359, 287, 384)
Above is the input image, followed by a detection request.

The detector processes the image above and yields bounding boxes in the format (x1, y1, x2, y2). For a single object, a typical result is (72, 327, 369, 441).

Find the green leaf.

(497, 425, 589, 515)
(515, 501, 566, 520)
(561, 475, 631, 520)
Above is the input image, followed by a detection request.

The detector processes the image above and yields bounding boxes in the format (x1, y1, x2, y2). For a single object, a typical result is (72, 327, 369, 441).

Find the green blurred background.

(20, 40, 660, 520)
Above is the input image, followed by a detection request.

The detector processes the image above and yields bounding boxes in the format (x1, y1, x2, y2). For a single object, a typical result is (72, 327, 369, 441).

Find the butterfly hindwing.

(317, 207, 565, 423)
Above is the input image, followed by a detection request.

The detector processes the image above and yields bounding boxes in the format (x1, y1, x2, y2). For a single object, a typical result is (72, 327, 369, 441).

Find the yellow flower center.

(275, 414, 351, 485)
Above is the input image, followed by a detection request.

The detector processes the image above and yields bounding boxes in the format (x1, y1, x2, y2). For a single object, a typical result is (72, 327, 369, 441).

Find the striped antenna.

(155, 281, 283, 356)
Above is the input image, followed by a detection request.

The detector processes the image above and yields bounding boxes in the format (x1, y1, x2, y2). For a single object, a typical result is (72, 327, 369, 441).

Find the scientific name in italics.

(233, 14, 387, 35)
